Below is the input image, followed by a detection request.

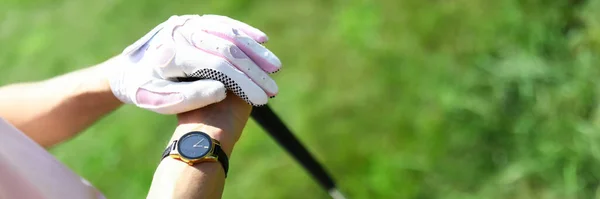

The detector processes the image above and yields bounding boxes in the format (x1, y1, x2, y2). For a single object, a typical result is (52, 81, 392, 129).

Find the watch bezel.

(177, 131, 213, 160)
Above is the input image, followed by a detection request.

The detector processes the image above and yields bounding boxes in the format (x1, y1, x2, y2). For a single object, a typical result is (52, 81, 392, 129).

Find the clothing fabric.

(0, 118, 104, 199)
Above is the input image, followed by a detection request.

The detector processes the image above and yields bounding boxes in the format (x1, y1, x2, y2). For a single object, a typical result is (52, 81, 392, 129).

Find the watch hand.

(193, 138, 205, 147)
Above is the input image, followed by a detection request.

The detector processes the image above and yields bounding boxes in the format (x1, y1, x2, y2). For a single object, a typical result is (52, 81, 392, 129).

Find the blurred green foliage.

(2, 0, 600, 198)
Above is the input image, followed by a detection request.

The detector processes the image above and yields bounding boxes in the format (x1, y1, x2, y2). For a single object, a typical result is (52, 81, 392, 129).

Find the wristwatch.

(161, 131, 229, 177)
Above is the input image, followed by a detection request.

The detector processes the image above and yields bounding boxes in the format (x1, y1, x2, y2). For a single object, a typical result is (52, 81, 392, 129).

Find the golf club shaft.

(251, 106, 344, 199)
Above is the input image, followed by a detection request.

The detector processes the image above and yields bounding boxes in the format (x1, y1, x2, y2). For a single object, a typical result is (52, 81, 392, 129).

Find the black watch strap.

(213, 144, 229, 176)
(161, 140, 229, 177)
(161, 140, 177, 160)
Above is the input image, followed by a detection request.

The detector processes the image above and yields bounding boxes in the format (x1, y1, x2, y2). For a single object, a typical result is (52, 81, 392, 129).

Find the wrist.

(174, 94, 252, 156)
(49, 57, 124, 110)
(100, 55, 133, 104)
(170, 123, 235, 156)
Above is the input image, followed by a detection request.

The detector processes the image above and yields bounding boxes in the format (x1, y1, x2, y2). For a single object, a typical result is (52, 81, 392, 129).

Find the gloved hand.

(109, 15, 281, 114)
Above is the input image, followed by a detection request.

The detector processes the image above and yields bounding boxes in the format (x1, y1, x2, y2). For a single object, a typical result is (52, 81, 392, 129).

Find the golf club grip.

(251, 106, 337, 191)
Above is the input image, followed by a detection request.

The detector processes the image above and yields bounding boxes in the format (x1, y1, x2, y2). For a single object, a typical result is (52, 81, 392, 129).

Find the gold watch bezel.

(170, 131, 221, 166)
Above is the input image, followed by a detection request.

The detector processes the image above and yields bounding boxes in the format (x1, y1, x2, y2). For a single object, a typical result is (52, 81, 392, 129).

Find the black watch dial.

(177, 131, 213, 159)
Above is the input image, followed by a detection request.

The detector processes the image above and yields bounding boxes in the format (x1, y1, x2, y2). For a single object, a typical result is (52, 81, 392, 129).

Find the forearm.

(0, 57, 123, 147)
(148, 124, 228, 199)
(147, 95, 251, 199)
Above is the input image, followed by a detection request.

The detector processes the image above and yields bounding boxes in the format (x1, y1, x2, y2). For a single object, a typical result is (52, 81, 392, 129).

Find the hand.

(109, 15, 281, 114)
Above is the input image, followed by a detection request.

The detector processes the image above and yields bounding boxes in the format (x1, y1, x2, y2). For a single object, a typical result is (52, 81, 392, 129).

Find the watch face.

(177, 132, 213, 160)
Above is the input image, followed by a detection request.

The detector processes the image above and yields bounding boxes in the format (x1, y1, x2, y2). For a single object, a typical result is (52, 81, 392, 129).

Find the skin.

(147, 95, 251, 199)
(0, 57, 123, 148)
(0, 56, 250, 198)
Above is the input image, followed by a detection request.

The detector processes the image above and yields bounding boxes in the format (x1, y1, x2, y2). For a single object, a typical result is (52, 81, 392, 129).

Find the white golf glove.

(109, 15, 281, 114)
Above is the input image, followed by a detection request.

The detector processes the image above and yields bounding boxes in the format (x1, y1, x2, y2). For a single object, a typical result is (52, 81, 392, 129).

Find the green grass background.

(2, 0, 600, 198)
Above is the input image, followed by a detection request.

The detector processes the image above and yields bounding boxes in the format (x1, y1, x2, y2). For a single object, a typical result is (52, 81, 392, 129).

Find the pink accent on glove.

(204, 29, 281, 73)
(136, 89, 184, 107)
(202, 14, 269, 43)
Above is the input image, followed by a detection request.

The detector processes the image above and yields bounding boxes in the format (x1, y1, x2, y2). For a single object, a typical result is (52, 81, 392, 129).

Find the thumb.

(135, 79, 227, 114)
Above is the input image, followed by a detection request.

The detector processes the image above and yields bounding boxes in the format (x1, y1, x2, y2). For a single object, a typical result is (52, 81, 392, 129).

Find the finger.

(182, 19, 281, 73)
(183, 21, 281, 73)
(135, 79, 227, 114)
(201, 14, 268, 43)
(233, 35, 281, 73)
(174, 44, 269, 105)
(190, 31, 278, 96)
